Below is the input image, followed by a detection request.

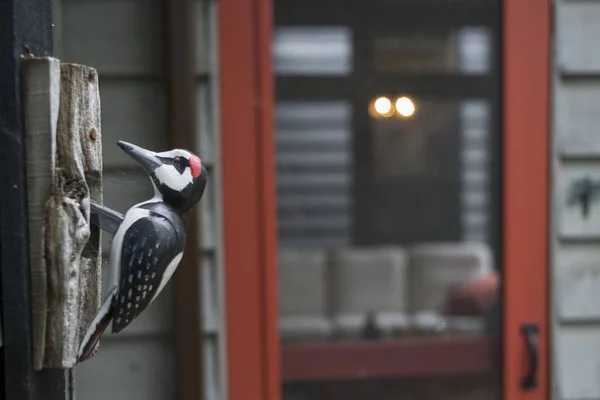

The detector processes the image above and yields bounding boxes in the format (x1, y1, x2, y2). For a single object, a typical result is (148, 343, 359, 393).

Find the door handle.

(521, 323, 539, 390)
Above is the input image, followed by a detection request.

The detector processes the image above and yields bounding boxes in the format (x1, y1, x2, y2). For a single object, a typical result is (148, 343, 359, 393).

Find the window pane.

(368, 97, 493, 244)
(372, 27, 492, 75)
(273, 27, 353, 76)
(274, 4, 501, 400)
(276, 101, 353, 248)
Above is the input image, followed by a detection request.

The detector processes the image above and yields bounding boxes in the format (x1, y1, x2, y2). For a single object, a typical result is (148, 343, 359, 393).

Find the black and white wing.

(112, 213, 184, 333)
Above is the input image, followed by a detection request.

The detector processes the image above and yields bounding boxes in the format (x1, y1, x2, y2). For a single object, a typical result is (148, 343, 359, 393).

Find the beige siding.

(195, 0, 227, 399)
(101, 81, 168, 167)
(62, 0, 164, 76)
(54, 0, 223, 398)
(552, 1, 600, 399)
(74, 338, 177, 400)
(56, 0, 176, 398)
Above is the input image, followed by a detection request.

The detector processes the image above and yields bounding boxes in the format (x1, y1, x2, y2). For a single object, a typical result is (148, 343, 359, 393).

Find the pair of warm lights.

(372, 96, 416, 118)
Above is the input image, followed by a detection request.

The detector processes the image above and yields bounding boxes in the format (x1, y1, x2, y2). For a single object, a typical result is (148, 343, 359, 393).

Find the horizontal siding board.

(557, 3, 600, 74)
(75, 339, 176, 400)
(556, 162, 600, 239)
(556, 326, 600, 399)
(101, 80, 168, 167)
(555, 244, 600, 323)
(62, 0, 164, 75)
(556, 82, 600, 157)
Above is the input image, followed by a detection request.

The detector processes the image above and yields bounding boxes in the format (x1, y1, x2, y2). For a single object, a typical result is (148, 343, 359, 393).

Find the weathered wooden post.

(22, 57, 103, 369)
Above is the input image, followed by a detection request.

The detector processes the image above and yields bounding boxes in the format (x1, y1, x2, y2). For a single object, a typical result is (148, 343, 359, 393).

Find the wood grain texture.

(22, 56, 61, 370)
(43, 62, 103, 368)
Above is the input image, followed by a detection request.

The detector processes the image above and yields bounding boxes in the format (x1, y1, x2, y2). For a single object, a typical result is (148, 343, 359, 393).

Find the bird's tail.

(78, 286, 119, 362)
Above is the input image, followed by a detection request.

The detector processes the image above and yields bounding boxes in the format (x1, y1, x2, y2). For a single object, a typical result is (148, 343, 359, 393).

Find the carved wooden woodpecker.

(78, 141, 207, 361)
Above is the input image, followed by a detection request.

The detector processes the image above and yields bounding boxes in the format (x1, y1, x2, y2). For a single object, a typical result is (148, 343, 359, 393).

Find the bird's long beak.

(118, 141, 161, 174)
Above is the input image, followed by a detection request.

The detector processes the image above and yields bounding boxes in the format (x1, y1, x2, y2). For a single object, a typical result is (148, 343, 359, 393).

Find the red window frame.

(218, 0, 551, 398)
(502, 0, 550, 398)
(218, 0, 280, 399)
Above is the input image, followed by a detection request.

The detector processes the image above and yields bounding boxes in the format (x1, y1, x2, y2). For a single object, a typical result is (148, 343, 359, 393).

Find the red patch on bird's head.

(189, 155, 202, 178)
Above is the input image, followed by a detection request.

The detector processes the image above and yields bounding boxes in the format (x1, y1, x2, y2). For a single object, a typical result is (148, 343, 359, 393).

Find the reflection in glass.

(373, 26, 491, 75)
(273, 27, 353, 76)
(276, 101, 353, 248)
(274, 13, 500, 400)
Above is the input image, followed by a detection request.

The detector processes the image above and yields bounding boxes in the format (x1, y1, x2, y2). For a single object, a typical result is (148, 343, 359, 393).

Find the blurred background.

(273, 2, 501, 399)
(46, 0, 547, 399)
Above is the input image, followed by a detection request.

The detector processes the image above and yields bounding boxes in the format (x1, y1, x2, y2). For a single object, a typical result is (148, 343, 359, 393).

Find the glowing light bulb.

(395, 96, 415, 117)
(374, 97, 392, 116)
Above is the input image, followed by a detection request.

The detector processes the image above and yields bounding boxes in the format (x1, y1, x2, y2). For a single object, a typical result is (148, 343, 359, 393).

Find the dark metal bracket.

(568, 176, 600, 218)
(521, 322, 539, 390)
(90, 200, 124, 235)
